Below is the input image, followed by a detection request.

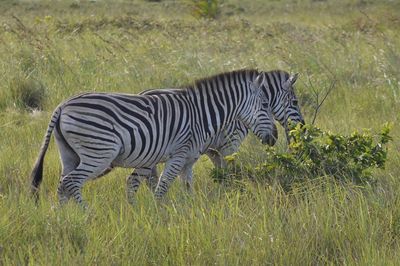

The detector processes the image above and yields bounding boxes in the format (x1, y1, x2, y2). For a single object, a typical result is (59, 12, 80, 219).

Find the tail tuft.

(30, 107, 61, 202)
(30, 156, 44, 202)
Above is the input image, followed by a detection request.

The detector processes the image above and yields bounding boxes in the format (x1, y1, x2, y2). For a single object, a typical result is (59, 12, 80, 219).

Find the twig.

(12, 14, 31, 33)
(93, 31, 128, 53)
(310, 78, 336, 125)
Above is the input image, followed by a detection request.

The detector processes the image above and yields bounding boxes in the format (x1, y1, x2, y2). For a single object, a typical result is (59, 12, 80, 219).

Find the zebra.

(129, 87, 277, 190)
(142, 70, 304, 165)
(30, 69, 277, 206)
(135, 69, 304, 189)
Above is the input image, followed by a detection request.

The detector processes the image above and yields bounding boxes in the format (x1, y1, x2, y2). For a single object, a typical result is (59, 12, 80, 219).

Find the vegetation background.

(0, 0, 399, 264)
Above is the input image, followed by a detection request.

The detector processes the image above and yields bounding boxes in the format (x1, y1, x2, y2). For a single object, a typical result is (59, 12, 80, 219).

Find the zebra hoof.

(127, 196, 136, 206)
(79, 201, 89, 210)
(154, 191, 164, 201)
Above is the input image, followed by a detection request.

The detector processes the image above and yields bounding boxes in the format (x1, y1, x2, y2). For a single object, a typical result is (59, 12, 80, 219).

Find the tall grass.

(0, 0, 399, 264)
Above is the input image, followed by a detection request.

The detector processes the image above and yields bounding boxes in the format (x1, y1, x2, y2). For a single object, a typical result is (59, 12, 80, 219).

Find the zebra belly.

(112, 151, 171, 169)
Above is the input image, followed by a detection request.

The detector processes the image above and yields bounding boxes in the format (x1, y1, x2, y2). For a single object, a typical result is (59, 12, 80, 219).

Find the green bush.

(190, 0, 219, 19)
(212, 123, 392, 190)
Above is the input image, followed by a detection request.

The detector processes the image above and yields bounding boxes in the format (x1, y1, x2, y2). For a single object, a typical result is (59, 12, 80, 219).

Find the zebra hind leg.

(126, 167, 153, 205)
(57, 167, 87, 206)
(57, 153, 119, 207)
(54, 127, 81, 205)
(55, 116, 121, 207)
(54, 127, 80, 178)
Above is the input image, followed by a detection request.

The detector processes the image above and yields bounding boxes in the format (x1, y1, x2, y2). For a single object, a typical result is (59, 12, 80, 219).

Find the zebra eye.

(292, 99, 298, 105)
(262, 102, 269, 108)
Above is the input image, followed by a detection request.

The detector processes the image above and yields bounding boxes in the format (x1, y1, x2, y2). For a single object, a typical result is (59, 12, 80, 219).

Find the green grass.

(0, 0, 399, 264)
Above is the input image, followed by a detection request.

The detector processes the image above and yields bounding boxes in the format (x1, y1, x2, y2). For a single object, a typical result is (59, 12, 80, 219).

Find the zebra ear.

(289, 73, 299, 85)
(283, 73, 299, 90)
(250, 73, 266, 92)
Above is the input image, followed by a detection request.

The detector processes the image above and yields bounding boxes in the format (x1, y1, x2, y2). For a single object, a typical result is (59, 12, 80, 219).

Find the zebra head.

(243, 73, 278, 146)
(262, 71, 305, 143)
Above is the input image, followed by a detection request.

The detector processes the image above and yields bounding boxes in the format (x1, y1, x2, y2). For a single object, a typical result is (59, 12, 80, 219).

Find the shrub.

(212, 123, 392, 190)
(190, 0, 220, 19)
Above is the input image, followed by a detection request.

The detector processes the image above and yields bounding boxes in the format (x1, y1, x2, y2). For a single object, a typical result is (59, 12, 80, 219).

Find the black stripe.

(81, 145, 117, 151)
(206, 80, 217, 133)
(82, 162, 99, 167)
(112, 95, 153, 113)
(166, 94, 177, 145)
(81, 153, 111, 160)
(65, 130, 116, 143)
(65, 114, 115, 133)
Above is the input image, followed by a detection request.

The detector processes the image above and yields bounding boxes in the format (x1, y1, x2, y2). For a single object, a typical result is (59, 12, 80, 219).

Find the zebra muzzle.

(262, 135, 277, 146)
(262, 129, 278, 146)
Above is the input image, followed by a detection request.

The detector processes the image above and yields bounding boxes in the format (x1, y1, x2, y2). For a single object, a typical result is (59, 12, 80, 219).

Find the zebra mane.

(184, 69, 291, 91)
(144, 69, 291, 94)
(186, 69, 260, 90)
(270, 69, 290, 79)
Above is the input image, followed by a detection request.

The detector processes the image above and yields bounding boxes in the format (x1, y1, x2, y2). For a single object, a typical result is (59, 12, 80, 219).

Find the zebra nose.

(262, 131, 278, 146)
(262, 135, 277, 146)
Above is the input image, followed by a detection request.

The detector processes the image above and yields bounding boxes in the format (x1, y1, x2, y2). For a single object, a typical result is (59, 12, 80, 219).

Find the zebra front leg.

(145, 167, 159, 192)
(154, 157, 187, 199)
(126, 167, 153, 205)
(179, 162, 195, 191)
(206, 148, 227, 169)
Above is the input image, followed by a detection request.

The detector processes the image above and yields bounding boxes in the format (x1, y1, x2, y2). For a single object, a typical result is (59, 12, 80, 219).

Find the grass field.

(0, 0, 399, 264)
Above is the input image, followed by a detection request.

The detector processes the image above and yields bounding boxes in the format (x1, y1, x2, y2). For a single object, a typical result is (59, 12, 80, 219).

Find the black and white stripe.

(30, 69, 277, 206)
(138, 70, 304, 188)
(142, 70, 304, 156)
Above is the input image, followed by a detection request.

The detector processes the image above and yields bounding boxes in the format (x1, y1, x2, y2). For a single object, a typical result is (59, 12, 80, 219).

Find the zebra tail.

(30, 107, 62, 200)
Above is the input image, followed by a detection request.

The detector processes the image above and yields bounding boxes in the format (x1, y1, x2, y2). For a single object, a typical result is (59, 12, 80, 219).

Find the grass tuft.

(8, 75, 46, 111)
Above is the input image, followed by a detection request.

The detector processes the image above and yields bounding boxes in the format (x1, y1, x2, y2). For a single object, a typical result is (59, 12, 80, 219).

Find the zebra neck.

(186, 84, 250, 142)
